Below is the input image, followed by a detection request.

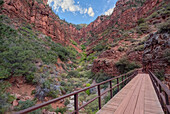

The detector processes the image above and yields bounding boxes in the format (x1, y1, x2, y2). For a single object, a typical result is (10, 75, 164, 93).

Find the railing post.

(74, 94, 79, 114)
(97, 85, 101, 110)
(117, 78, 119, 92)
(159, 84, 162, 93)
(122, 76, 124, 87)
(165, 92, 169, 105)
(110, 81, 113, 98)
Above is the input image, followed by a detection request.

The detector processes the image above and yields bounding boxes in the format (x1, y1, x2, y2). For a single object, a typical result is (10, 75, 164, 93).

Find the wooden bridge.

(97, 73, 164, 114)
(15, 69, 170, 114)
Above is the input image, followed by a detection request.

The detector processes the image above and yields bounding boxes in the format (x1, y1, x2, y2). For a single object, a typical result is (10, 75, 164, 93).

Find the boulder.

(13, 100, 18, 106)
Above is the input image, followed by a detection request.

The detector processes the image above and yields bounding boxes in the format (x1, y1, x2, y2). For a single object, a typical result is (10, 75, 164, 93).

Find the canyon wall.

(1, 0, 79, 45)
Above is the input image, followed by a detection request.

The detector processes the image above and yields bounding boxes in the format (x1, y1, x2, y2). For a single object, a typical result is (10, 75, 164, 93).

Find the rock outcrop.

(1, 0, 79, 45)
(143, 32, 170, 73)
(92, 49, 120, 75)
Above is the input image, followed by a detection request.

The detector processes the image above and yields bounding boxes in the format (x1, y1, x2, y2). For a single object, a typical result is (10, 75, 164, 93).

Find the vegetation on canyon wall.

(0, 0, 170, 113)
(0, 16, 78, 81)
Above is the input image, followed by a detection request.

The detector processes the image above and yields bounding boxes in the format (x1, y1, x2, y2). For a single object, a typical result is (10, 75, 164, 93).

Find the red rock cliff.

(78, 0, 165, 47)
(1, 0, 79, 45)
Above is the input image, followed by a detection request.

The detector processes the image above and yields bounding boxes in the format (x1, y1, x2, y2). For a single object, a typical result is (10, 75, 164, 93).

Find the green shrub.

(94, 72, 112, 84)
(137, 18, 145, 25)
(160, 9, 170, 17)
(138, 23, 149, 33)
(36, 0, 43, 3)
(158, 20, 170, 33)
(31, 90, 36, 95)
(70, 39, 78, 46)
(81, 45, 86, 51)
(118, 47, 125, 52)
(134, 45, 144, 51)
(60, 81, 67, 86)
(104, 95, 110, 104)
(150, 12, 158, 18)
(42, 105, 54, 112)
(64, 99, 70, 106)
(154, 70, 165, 81)
(0, 81, 13, 113)
(7, 94, 16, 103)
(55, 107, 67, 114)
(84, 96, 99, 114)
(67, 70, 79, 78)
(85, 83, 91, 96)
(0, 94, 11, 113)
(47, 90, 60, 98)
(15, 100, 41, 113)
(115, 57, 141, 74)
(0, 0, 4, 6)
(93, 44, 105, 52)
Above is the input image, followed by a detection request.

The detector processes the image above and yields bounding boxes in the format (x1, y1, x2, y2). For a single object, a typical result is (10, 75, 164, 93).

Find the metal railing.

(149, 70, 170, 114)
(14, 70, 138, 114)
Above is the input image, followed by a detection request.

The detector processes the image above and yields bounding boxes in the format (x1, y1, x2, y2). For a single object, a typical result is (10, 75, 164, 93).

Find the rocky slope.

(143, 30, 170, 74)
(78, 0, 165, 46)
(90, 0, 170, 75)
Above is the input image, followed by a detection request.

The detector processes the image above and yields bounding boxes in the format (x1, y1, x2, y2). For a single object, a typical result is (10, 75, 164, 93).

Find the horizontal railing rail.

(14, 70, 138, 114)
(149, 70, 170, 114)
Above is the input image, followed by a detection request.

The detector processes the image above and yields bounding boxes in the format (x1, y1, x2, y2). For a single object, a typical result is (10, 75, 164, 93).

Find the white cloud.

(107, 0, 111, 3)
(84, 8, 87, 14)
(104, 6, 115, 16)
(88, 7, 95, 17)
(47, 0, 95, 17)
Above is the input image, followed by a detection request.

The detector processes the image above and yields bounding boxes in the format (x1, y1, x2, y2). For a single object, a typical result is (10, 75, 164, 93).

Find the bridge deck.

(97, 73, 164, 114)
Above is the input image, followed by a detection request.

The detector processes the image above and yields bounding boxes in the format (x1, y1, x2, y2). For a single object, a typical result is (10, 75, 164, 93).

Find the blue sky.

(47, 0, 117, 24)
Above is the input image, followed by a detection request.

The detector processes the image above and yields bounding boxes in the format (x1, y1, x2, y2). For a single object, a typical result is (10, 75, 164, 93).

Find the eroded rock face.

(92, 49, 120, 75)
(143, 32, 170, 73)
(79, 0, 164, 46)
(92, 59, 119, 75)
(1, 0, 79, 45)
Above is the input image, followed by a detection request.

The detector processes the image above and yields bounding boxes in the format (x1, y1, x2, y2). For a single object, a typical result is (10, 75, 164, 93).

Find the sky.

(47, 0, 118, 24)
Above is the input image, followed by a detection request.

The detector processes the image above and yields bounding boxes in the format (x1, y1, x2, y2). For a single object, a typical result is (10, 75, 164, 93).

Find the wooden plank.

(144, 74, 164, 114)
(96, 75, 140, 114)
(97, 73, 164, 114)
(122, 74, 144, 114)
(113, 74, 142, 114)
(134, 74, 145, 114)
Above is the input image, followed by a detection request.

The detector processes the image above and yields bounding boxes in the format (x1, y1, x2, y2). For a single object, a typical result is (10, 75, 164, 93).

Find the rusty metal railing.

(149, 70, 170, 114)
(14, 70, 138, 114)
